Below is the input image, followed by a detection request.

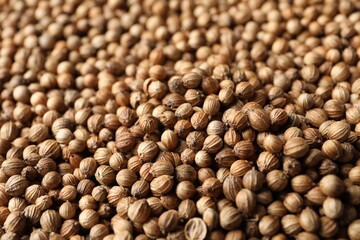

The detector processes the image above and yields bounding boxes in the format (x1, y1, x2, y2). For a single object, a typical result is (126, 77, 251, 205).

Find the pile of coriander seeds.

(1, 0, 360, 239)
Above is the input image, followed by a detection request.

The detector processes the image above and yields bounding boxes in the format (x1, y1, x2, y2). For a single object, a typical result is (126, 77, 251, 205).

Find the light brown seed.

(184, 217, 207, 240)
(283, 137, 309, 158)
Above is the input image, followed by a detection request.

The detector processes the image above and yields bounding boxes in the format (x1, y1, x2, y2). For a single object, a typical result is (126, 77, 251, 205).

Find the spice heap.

(1, 0, 360, 239)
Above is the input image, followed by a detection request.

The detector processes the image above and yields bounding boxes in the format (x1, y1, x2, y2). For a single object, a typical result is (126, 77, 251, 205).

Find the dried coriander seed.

(184, 217, 207, 240)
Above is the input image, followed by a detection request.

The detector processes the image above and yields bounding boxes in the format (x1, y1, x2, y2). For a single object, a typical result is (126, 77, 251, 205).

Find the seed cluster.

(1, 0, 360, 240)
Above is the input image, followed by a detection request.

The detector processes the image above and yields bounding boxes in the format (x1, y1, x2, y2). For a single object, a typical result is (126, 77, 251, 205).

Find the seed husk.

(184, 217, 207, 240)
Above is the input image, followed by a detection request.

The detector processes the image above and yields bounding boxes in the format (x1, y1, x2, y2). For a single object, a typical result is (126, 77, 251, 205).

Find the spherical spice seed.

(259, 215, 280, 237)
(139, 114, 159, 134)
(299, 207, 320, 232)
(283, 192, 303, 213)
(191, 111, 210, 130)
(225, 110, 248, 131)
(59, 201, 76, 220)
(79, 209, 99, 230)
(283, 137, 309, 158)
(266, 170, 289, 192)
(116, 169, 137, 188)
(150, 160, 174, 178)
(305, 186, 327, 206)
(267, 200, 287, 218)
(223, 175, 243, 201)
(137, 140, 159, 162)
(319, 174, 345, 197)
(176, 181, 196, 200)
(115, 132, 136, 152)
(233, 140, 255, 159)
(4, 211, 26, 233)
(230, 160, 252, 177)
(184, 217, 207, 240)
(203, 95, 221, 116)
(182, 72, 203, 89)
(158, 210, 179, 234)
(196, 196, 216, 216)
(5, 175, 29, 197)
(256, 151, 280, 173)
(348, 220, 360, 240)
(40, 210, 62, 233)
(331, 62, 351, 82)
(95, 165, 116, 185)
(319, 216, 339, 238)
(186, 131, 206, 151)
(161, 129, 178, 150)
(178, 199, 196, 221)
(219, 207, 242, 231)
(127, 199, 151, 224)
(305, 108, 328, 128)
(195, 150, 212, 168)
(283, 127, 303, 141)
(38, 139, 61, 159)
(23, 204, 42, 224)
(321, 139, 343, 160)
(349, 166, 360, 185)
(202, 135, 223, 153)
(263, 134, 283, 153)
(242, 168, 264, 192)
(150, 175, 174, 196)
(291, 174, 314, 194)
(202, 208, 218, 230)
(143, 217, 162, 238)
(28, 124, 49, 143)
(202, 177, 222, 198)
(322, 197, 344, 219)
(270, 108, 288, 126)
(223, 128, 241, 147)
(280, 214, 301, 236)
(235, 188, 257, 215)
(248, 108, 271, 132)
